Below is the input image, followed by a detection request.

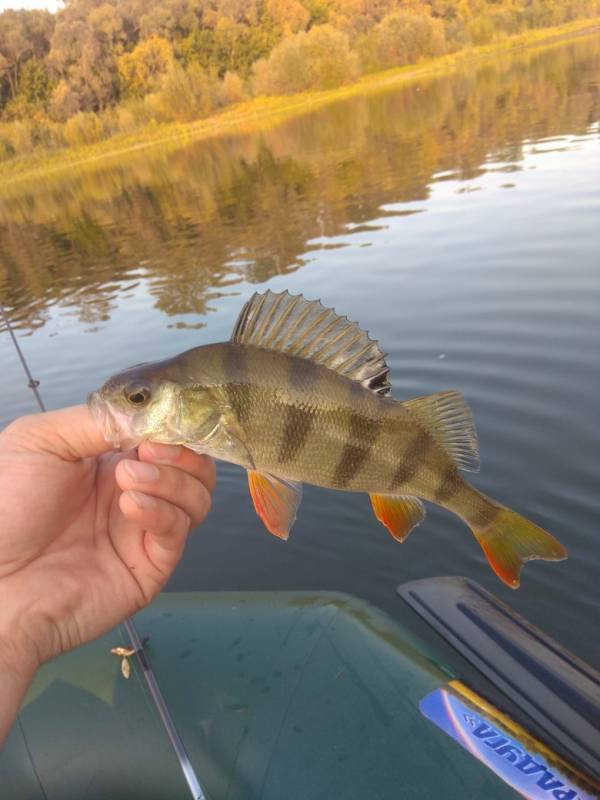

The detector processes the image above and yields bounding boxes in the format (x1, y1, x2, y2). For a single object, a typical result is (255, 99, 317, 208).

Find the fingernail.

(145, 442, 183, 462)
(124, 460, 160, 483)
(127, 491, 156, 510)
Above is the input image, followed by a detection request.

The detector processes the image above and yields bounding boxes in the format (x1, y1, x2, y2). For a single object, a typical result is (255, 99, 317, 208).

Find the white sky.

(0, 0, 63, 10)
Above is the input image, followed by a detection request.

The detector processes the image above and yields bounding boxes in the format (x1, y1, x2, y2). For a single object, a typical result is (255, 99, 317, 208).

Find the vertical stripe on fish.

(333, 410, 382, 488)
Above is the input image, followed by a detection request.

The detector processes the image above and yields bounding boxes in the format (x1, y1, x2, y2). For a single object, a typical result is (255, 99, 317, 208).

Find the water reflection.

(1, 37, 599, 332)
(1, 34, 600, 669)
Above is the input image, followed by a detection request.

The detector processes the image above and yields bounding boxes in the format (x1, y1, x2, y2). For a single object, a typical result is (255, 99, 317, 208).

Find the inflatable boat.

(2, 577, 599, 799)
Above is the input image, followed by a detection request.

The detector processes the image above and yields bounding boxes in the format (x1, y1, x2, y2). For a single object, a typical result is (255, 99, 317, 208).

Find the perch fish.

(88, 290, 567, 588)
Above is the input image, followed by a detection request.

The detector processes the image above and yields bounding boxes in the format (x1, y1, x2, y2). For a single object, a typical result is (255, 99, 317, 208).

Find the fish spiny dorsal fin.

(231, 290, 392, 396)
(402, 390, 480, 472)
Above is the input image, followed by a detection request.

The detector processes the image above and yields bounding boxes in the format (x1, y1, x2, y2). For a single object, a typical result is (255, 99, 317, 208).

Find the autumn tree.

(1, 56, 54, 119)
(136, 0, 200, 41)
(2, 0, 600, 157)
(151, 61, 215, 120)
(47, 2, 124, 112)
(49, 79, 81, 121)
(301, 0, 332, 26)
(328, 0, 402, 36)
(357, 9, 447, 72)
(118, 36, 174, 97)
(0, 9, 53, 102)
(180, 14, 279, 78)
(252, 24, 359, 95)
(265, 0, 310, 34)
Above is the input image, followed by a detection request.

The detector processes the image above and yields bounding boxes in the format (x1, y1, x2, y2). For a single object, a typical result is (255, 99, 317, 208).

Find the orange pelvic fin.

(370, 493, 425, 542)
(247, 470, 302, 540)
(473, 506, 567, 589)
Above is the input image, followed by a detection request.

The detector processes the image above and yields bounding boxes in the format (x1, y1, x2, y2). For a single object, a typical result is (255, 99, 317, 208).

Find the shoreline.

(1, 16, 599, 190)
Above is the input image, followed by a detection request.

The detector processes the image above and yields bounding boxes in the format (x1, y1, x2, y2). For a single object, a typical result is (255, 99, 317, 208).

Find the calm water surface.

(1, 36, 599, 668)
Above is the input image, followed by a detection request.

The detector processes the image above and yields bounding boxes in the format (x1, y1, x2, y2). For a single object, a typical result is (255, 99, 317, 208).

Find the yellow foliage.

(0, 114, 64, 160)
(252, 24, 359, 95)
(6, 120, 34, 154)
(265, 0, 310, 33)
(466, 15, 496, 45)
(49, 80, 80, 123)
(63, 112, 104, 147)
(357, 10, 447, 73)
(118, 37, 174, 98)
(149, 62, 216, 122)
(1, 0, 600, 165)
(219, 72, 246, 105)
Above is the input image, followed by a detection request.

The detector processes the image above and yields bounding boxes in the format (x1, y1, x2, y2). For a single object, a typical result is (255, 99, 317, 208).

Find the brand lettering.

(494, 744, 523, 763)
(552, 790, 578, 800)
(515, 755, 548, 775)
(422, 693, 589, 800)
(468, 718, 582, 798)
(537, 773, 564, 791)
(471, 722, 498, 741)
(485, 736, 512, 751)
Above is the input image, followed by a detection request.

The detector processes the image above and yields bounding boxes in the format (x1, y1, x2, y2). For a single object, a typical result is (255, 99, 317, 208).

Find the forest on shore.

(1, 33, 599, 330)
(1, 0, 600, 163)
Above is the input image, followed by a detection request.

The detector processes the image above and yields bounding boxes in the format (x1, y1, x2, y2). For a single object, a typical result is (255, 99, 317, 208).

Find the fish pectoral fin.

(370, 494, 425, 542)
(247, 470, 302, 540)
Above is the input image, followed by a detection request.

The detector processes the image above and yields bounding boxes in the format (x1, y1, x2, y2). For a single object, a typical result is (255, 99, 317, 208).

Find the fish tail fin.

(471, 503, 567, 589)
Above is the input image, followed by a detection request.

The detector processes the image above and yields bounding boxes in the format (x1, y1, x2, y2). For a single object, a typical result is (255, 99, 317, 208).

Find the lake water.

(1, 34, 599, 670)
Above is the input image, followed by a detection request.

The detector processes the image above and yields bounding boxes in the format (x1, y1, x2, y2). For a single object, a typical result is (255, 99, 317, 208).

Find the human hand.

(0, 406, 214, 702)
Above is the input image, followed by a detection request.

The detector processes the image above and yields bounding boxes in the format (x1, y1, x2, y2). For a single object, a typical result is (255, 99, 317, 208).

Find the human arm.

(0, 405, 214, 744)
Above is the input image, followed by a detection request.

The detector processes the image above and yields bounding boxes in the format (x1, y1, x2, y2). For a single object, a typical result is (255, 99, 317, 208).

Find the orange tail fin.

(472, 506, 567, 589)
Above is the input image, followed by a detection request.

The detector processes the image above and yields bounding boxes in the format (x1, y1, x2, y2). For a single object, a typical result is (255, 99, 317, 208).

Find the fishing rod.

(0, 301, 207, 800)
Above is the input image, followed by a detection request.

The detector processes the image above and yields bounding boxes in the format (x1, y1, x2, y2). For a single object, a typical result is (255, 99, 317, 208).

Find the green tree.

(17, 57, 53, 106)
(301, 0, 332, 26)
(180, 16, 279, 78)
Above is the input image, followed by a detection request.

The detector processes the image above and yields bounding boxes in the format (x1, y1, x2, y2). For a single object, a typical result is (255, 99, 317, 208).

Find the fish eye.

(126, 386, 151, 407)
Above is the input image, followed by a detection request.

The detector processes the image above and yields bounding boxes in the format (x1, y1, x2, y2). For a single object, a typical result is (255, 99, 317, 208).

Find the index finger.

(138, 440, 216, 492)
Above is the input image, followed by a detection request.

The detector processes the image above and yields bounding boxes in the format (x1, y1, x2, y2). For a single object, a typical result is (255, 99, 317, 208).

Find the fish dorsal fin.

(231, 290, 391, 396)
(402, 390, 480, 472)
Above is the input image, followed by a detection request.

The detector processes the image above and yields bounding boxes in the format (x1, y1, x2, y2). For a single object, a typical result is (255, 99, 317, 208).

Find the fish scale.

(89, 290, 568, 589)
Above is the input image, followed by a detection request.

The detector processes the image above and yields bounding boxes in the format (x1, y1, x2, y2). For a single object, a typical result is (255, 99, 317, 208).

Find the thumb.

(6, 405, 114, 461)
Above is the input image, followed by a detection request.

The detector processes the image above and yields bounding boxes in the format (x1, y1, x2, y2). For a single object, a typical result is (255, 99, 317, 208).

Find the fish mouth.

(87, 390, 139, 450)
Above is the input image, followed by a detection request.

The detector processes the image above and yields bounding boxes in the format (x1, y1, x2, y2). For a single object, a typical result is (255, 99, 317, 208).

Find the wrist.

(0, 625, 38, 746)
(0, 585, 42, 684)
(0, 628, 39, 679)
